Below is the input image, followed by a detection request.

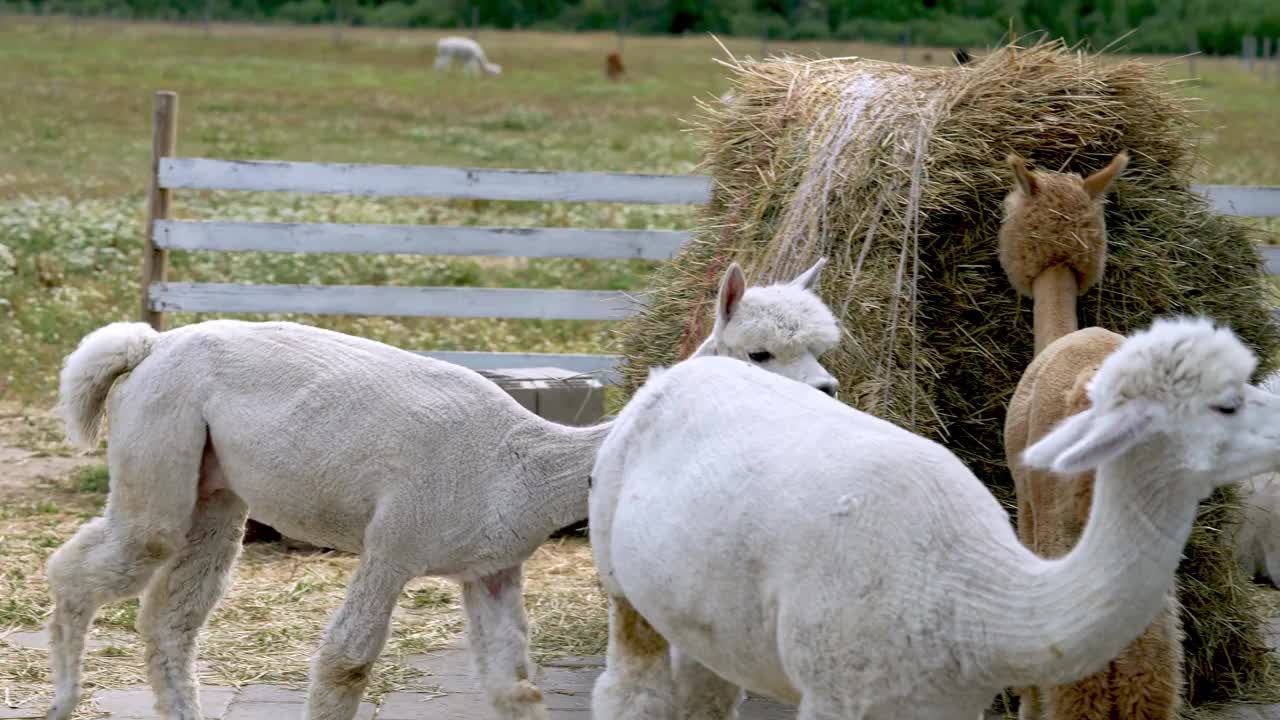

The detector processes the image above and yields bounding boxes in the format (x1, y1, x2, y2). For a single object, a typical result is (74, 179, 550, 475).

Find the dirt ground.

(0, 403, 101, 500)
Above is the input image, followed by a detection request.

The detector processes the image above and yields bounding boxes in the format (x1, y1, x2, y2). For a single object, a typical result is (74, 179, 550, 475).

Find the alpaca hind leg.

(1043, 670, 1111, 720)
(45, 517, 182, 720)
(592, 596, 674, 720)
(1264, 538, 1280, 587)
(671, 645, 742, 720)
(1109, 592, 1183, 720)
(138, 488, 248, 720)
(306, 558, 411, 720)
(1016, 687, 1042, 720)
(460, 565, 547, 720)
(1267, 553, 1280, 588)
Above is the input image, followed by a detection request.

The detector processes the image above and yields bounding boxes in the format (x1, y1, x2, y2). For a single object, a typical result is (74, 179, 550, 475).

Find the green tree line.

(5, 0, 1279, 55)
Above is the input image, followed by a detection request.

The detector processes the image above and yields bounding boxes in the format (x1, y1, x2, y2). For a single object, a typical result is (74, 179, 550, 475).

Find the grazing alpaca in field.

(42, 260, 838, 720)
(589, 316, 1280, 720)
(435, 35, 502, 76)
(999, 151, 1184, 720)
(1233, 371, 1280, 586)
(606, 51, 625, 80)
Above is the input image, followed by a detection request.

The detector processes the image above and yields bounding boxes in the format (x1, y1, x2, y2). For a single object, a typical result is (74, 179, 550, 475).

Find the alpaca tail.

(58, 322, 160, 450)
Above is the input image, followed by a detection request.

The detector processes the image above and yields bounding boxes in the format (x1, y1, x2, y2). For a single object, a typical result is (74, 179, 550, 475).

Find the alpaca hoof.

(491, 680, 547, 720)
(594, 671, 676, 720)
(513, 679, 543, 703)
(46, 704, 72, 720)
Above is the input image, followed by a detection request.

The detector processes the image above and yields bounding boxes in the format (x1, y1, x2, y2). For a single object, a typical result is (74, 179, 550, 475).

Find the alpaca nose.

(816, 381, 838, 397)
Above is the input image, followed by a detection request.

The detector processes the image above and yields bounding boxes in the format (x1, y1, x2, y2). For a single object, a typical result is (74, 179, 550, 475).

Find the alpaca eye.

(1213, 405, 1238, 415)
(748, 351, 773, 363)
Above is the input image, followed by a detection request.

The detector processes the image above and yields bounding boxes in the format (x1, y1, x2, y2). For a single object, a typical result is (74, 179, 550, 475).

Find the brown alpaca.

(606, 51, 625, 81)
(1000, 151, 1185, 720)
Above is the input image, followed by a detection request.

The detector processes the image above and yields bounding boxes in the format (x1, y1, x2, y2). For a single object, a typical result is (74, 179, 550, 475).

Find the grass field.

(1, 16, 1279, 714)
(1, 16, 1278, 404)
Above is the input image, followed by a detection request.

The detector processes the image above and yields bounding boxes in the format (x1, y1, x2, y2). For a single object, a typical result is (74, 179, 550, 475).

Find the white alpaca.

(434, 36, 502, 76)
(1233, 370, 1280, 586)
(588, 316, 1280, 720)
(42, 260, 838, 720)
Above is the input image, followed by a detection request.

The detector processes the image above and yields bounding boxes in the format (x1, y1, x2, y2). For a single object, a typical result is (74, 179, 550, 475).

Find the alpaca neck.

(506, 417, 614, 540)
(689, 335, 716, 359)
(1032, 265, 1079, 355)
(983, 442, 1199, 688)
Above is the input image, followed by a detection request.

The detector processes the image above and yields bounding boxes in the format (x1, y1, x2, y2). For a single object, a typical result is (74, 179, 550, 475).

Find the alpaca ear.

(790, 257, 828, 292)
(1022, 409, 1095, 472)
(1025, 401, 1157, 475)
(1007, 154, 1037, 196)
(717, 262, 747, 326)
(1082, 151, 1129, 198)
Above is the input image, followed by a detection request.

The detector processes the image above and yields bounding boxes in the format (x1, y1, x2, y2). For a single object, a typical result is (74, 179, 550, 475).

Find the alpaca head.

(484, 62, 502, 76)
(1022, 316, 1280, 496)
(997, 152, 1128, 297)
(691, 259, 841, 397)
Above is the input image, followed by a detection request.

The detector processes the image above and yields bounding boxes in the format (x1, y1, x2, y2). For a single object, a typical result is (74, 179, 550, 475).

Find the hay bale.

(614, 41, 1280, 711)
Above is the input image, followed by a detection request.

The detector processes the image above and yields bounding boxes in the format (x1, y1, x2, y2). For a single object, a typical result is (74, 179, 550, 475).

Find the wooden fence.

(140, 91, 1280, 383)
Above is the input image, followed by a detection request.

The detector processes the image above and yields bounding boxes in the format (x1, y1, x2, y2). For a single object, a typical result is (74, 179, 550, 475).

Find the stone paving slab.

(234, 686, 306, 705)
(5, 629, 110, 652)
(5, 635, 1274, 720)
(223, 700, 373, 720)
(375, 692, 446, 720)
(93, 687, 236, 720)
(377, 692, 495, 720)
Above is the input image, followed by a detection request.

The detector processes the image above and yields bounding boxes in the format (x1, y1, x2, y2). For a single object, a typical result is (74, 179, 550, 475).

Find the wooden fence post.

(142, 91, 178, 331)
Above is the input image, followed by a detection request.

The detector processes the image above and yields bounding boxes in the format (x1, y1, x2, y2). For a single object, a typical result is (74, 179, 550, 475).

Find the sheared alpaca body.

(590, 317, 1280, 720)
(1233, 372, 1280, 586)
(43, 260, 838, 720)
(999, 151, 1184, 720)
(1235, 471, 1280, 586)
(435, 36, 501, 75)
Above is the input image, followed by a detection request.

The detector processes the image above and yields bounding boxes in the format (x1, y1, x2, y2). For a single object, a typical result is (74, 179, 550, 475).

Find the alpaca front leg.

(1016, 687, 1042, 720)
(460, 566, 546, 720)
(306, 558, 411, 720)
(671, 644, 742, 720)
(593, 596, 675, 720)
